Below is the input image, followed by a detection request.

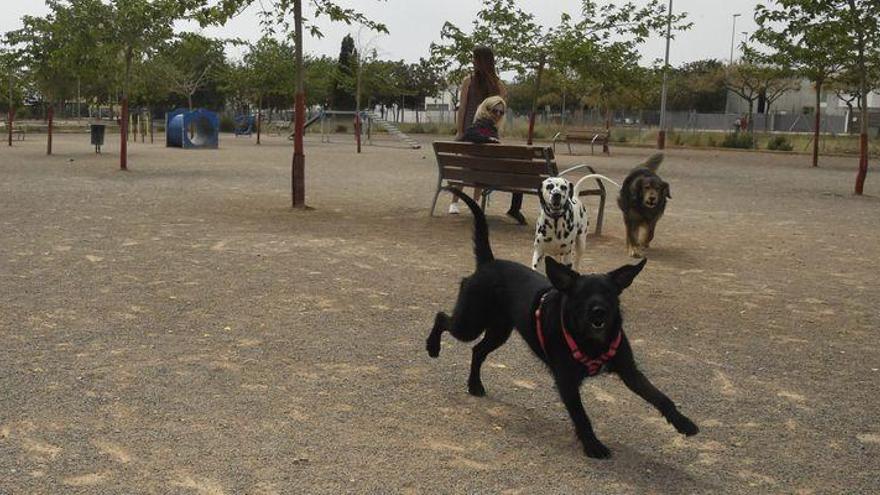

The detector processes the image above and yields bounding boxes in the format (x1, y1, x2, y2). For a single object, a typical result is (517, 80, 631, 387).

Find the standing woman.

(448, 47, 524, 225)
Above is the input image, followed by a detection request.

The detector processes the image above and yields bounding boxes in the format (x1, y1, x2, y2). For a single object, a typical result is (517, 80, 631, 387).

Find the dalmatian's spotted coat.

(531, 177, 590, 272)
(532, 174, 620, 272)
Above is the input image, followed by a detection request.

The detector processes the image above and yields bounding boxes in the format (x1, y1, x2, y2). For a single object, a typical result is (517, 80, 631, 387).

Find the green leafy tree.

(836, 0, 880, 193)
(430, 1, 686, 141)
(668, 60, 726, 112)
(195, 0, 388, 207)
(753, 0, 848, 167)
(242, 36, 295, 143)
(5, 0, 105, 153)
(154, 33, 229, 110)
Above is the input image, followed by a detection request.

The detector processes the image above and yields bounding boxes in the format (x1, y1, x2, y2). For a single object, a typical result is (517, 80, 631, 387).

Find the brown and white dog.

(617, 154, 670, 258)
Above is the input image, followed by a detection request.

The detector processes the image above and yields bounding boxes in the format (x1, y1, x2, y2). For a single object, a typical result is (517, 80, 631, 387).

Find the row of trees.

(748, 0, 879, 192)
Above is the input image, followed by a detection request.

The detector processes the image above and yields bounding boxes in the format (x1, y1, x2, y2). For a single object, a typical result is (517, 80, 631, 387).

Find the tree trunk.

(356, 60, 362, 153)
(121, 50, 132, 171)
(257, 94, 262, 145)
(527, 54, 547, 146)
(812, 80, 821, 168)
(47, 103, 54, 155)
(291, 0, 306, 207)
(851, 0, 869, 194)
(7, 107, 13, 147)
(121, 97, 128, 170)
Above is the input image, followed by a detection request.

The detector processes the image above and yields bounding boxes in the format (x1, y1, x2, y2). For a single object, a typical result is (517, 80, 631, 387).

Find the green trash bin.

(90, 124, 106, 153)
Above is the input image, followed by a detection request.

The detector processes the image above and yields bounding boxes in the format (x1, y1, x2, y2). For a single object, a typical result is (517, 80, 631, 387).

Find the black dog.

(426, 187, 697, 459)
(618, 154, 671, 258)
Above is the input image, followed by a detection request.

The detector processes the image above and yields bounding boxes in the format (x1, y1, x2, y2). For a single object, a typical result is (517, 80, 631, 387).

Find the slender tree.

(196, 0, 387, 208)
(753, 1, 847, 167)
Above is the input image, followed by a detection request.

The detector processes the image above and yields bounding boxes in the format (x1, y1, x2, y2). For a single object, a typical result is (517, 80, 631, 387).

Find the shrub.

(706, 135, 718, 147)
(721, 132, 755, 149)
(219, 115, 235, 133)
(335, 124, 348, 133)
(767, 135, 793, 151)
(613, 132, 628, 143)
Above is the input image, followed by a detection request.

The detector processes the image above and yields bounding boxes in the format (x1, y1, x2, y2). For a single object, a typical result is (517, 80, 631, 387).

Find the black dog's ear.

(568, 180, 575, 199)
(608, 258, 647, 293)
(546, 256, 578, 292)
(663, 181, 672, 199)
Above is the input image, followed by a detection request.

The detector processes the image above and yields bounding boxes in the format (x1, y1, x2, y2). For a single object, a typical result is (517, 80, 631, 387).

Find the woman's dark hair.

(472, 46, 502, 97)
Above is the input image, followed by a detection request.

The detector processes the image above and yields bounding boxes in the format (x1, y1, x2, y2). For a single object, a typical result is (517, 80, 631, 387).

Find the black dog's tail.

(443, 187, 495, 266)
(642, 153, 664, 172)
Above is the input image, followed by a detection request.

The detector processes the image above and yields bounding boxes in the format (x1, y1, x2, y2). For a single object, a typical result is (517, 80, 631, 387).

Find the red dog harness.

(534, 292, 623, 376)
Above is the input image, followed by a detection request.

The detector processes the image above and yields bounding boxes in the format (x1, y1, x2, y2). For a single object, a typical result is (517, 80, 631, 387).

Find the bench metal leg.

(429, 177, 443, 217)
(568, 142, 573, 155)
(595, 191, 606, 236)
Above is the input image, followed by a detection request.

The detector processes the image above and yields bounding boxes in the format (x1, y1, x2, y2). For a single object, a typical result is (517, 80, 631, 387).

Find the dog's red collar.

(534, 292, 622, 376)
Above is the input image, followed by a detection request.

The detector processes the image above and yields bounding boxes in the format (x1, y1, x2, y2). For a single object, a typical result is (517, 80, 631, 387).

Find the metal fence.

(406, 108, 850, 134)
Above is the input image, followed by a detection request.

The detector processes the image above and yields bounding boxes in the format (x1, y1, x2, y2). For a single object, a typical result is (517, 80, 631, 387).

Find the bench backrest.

(433, 141, 558, 192)
(566, 128, 609, 138)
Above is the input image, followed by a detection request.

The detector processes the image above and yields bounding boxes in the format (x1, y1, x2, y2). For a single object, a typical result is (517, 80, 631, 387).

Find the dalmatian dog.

(532, 174, 620, 272)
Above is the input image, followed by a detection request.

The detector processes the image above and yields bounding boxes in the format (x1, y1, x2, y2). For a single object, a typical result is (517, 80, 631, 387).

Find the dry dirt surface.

(1, 133, 879, 494)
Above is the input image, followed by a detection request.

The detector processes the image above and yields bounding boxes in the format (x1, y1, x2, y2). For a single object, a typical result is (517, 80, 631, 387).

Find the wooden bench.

(552, 127, 611, 155)
(430, 141, 608, 234)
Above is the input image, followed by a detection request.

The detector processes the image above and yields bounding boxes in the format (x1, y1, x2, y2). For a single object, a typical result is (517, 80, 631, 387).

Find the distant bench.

(430, 141, 607, 234)
(553, 127, 611, 155)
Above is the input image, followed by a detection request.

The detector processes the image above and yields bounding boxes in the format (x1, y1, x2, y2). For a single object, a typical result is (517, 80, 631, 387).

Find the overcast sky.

(4, 0, 763, 68)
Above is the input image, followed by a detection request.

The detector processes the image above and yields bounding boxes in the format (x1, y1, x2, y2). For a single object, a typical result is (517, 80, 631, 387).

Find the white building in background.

(727, 79, 880, 117)
(424, 87, 457, 112)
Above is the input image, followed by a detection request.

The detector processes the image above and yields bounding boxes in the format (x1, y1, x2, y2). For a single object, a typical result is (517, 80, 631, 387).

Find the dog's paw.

(425, 338, 440, 358)
(467, 380, 486, 397)
(671, 414, 699, 436)
(583, 441, 612, 459)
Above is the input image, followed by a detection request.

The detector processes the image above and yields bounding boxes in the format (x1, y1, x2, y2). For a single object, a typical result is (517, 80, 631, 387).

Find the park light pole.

(729, 14, 741, 64)
(657, 0, 673, 150)
(725, 13, 742, 115)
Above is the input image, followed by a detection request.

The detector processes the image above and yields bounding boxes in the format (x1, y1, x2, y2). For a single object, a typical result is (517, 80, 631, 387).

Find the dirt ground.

(1, 132, 878, 494)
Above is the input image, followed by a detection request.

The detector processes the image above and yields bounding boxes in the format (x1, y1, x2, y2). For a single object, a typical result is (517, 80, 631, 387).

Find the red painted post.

(527, 112, 536, 146)
(855, 133, 868, 195)
(355, 113, 362, 153)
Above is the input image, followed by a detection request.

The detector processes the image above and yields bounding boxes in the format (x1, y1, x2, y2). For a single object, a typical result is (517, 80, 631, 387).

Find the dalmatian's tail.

(573, 174, 621, 198)
(442, 187, 495, 267)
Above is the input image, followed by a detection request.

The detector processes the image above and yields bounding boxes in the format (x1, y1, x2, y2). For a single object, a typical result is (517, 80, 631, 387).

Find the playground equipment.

(166, 109, 219, 149)
(287, 110, 324, 140)
(366, 111, 421, 149)
(316, 110, 421, 149)
(234, 115, 255, 136)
